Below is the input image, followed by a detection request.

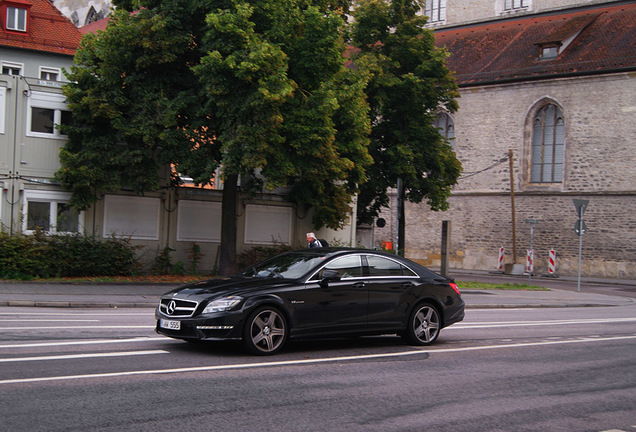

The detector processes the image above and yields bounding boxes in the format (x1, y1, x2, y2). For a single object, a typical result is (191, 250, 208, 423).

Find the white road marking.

(3, 317, 633, 332)
(0, 350, 168, 363)
(0, 319, 101, 322)
(0, 326, 154, 330)
(1, 334, 634, 385)
(0, 312, 154, 316)
(449, 317, 636, 329)
(0, 337, 166, 349)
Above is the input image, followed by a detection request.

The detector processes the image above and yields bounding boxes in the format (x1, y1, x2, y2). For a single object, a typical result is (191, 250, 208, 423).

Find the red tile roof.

(79, 16, 109, 34)
(0, 0, 82, 56)
(435, 2, 636, 86)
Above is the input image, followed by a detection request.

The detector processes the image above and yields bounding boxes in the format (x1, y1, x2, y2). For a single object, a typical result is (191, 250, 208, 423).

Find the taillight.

(449, 282, 461, 295)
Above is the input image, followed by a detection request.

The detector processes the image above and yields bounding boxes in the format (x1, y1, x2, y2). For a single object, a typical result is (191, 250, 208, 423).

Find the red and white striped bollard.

(526, 249, 534, 274)
(497, 247, 505, 271)
(548, 249, 556, 275)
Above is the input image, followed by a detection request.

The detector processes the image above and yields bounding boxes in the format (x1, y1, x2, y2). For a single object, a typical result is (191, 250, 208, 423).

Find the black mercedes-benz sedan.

(156, 248, 464, 355)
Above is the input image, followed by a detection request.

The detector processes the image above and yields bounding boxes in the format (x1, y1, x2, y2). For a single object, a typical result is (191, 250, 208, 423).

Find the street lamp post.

(573, 199, 589, 293)
(525, 218, 539, 283)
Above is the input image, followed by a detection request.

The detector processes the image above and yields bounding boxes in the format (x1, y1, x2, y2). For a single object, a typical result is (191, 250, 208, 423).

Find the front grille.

(159, 298, 198, 317)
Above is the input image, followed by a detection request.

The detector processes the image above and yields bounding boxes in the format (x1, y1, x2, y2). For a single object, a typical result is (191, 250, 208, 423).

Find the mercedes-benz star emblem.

(167, 300, 176, 315)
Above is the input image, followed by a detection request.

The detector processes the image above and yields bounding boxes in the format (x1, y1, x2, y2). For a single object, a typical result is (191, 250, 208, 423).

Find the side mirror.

(319, 269, 341, 288)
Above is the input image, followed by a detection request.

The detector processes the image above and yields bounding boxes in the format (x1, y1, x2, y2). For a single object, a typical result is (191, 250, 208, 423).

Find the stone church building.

(369, 0, 635, 278)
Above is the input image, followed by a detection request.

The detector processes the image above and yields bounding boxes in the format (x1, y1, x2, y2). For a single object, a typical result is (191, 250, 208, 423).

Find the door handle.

(353, 282, 366, 288)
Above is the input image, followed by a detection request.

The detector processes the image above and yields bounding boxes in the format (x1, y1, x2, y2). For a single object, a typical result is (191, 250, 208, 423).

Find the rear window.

(367, 256, 417, 277)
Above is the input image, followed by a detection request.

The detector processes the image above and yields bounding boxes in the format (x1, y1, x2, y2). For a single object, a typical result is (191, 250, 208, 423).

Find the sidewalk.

(0, 271, 634, 309)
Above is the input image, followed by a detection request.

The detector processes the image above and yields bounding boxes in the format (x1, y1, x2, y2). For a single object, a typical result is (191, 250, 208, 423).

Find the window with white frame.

(1, 61, 23, 76)
(435, 112, 455, 147)
(177, 200, 222, 242)
(23, 191, 83, 234)
(40, 67, 61, 81)
(27, 91, 72, 138)
(0, 87, 6, 134)
(504, 0, 529, 11)
(424, 0, 446, 23)
(103, 195, 160, 240)
(6, 6, 27, 32)
(244, 205, 292, 245)
(531, 103, 565, 183)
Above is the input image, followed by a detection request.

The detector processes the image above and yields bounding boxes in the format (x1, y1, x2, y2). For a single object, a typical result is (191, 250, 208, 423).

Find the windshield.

(240, 252, 327, 280)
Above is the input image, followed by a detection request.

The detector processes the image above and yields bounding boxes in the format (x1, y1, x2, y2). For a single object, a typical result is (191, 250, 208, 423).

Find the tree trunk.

(398, 186, 405, 256)
(219, 173, 238, 276)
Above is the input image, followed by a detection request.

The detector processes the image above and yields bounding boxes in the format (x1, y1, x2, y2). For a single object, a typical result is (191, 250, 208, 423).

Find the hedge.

(0, 232, 139, 279)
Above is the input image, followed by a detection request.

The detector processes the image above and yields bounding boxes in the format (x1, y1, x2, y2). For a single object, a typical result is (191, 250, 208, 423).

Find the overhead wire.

(459, 154, 510, 180)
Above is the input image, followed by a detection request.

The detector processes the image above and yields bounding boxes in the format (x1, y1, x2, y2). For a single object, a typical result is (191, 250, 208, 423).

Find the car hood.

(162, 277, 298, 300)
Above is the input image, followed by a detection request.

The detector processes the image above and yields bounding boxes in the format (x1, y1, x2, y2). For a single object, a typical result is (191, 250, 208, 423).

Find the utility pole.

(395, 178, 403, 256)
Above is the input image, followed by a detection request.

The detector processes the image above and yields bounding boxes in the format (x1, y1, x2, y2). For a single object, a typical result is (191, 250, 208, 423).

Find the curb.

(465, 303, 622, 309)
(2, 300, 157, 308)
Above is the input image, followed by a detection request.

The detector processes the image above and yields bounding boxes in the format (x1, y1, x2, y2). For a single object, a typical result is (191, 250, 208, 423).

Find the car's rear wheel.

(403, 303, 441, 346)
(243, 306, 288, 355)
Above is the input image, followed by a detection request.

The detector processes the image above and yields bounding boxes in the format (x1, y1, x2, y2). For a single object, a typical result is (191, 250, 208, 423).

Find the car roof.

(286, 248, 432, 271)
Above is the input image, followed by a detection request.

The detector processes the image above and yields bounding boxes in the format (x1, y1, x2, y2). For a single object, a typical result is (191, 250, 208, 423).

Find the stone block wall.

(445, 0, 614, 26)
(402, 72, 636, 278)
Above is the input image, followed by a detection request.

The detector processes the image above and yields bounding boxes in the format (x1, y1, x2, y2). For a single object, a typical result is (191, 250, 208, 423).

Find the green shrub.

(187, 243, 203, 275)
(0, 233, 139, 279)
(0, 233, 47, 278)
(152, 247, 175, 275)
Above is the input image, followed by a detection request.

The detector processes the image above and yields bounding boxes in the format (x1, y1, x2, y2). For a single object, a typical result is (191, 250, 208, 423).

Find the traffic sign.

(574, 220, 587, 236)
(573, 199, 589, 218)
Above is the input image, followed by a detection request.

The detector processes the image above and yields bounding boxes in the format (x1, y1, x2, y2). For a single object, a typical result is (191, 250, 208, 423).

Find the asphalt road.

(1, 303, 635, 432)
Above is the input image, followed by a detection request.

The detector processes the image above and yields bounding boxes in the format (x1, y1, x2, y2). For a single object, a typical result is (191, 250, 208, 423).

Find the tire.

(243, 306, 288, 355)
(403, 303, 441, 346)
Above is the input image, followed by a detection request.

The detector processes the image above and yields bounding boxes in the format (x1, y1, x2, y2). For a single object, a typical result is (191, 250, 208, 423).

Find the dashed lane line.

(1, 334, 635, 385)
(0, 350, 169, 363)
(0, 336, 166, 349)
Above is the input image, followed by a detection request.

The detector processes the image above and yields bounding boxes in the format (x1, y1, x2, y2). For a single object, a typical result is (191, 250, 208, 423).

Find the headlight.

(202, 296, 243, 314)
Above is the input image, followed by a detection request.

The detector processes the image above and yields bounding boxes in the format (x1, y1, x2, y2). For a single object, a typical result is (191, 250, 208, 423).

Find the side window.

(424, 0, 446, 23)
(2, 61, 23, 76)
(0, 87, 5, 134)
(504, 0, 529, 11)
(23, 191, 82, 234)
(26, 91, 72, 139)
(6, 6, 27, 32)
(40, 67, 61, 82)
(320, 256, 363, 279)
(435, 112, 455, 148)
(531, 103, 564, 183)
(367, 256, 417, 277)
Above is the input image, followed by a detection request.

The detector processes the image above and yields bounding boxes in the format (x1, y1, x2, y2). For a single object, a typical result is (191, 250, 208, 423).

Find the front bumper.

(155, 309, 245, 341)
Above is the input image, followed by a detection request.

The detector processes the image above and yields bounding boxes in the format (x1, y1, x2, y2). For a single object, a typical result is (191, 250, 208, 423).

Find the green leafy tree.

(57, 0, 370, 275)
(350, 0, 461, 254)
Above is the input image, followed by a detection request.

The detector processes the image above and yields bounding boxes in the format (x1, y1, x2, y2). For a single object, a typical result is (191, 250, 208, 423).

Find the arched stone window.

(84, 6, 98, 25)
(435, 112, 455, 147)
(530, 103, 564, 183)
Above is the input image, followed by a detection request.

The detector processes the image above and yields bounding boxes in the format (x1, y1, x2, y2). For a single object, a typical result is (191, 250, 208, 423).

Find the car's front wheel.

(243, 306, 288, 355)
(403, 303, 441, 346)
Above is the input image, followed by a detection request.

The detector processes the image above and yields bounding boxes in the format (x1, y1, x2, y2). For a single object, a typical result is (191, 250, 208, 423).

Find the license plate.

(160, 319, 181, 330)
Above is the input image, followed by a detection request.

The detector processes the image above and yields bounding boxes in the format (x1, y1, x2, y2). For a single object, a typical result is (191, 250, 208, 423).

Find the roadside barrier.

(548, 249, 556, 275)
(526, 249, 534, 273)
(497, 247, 505, 271)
